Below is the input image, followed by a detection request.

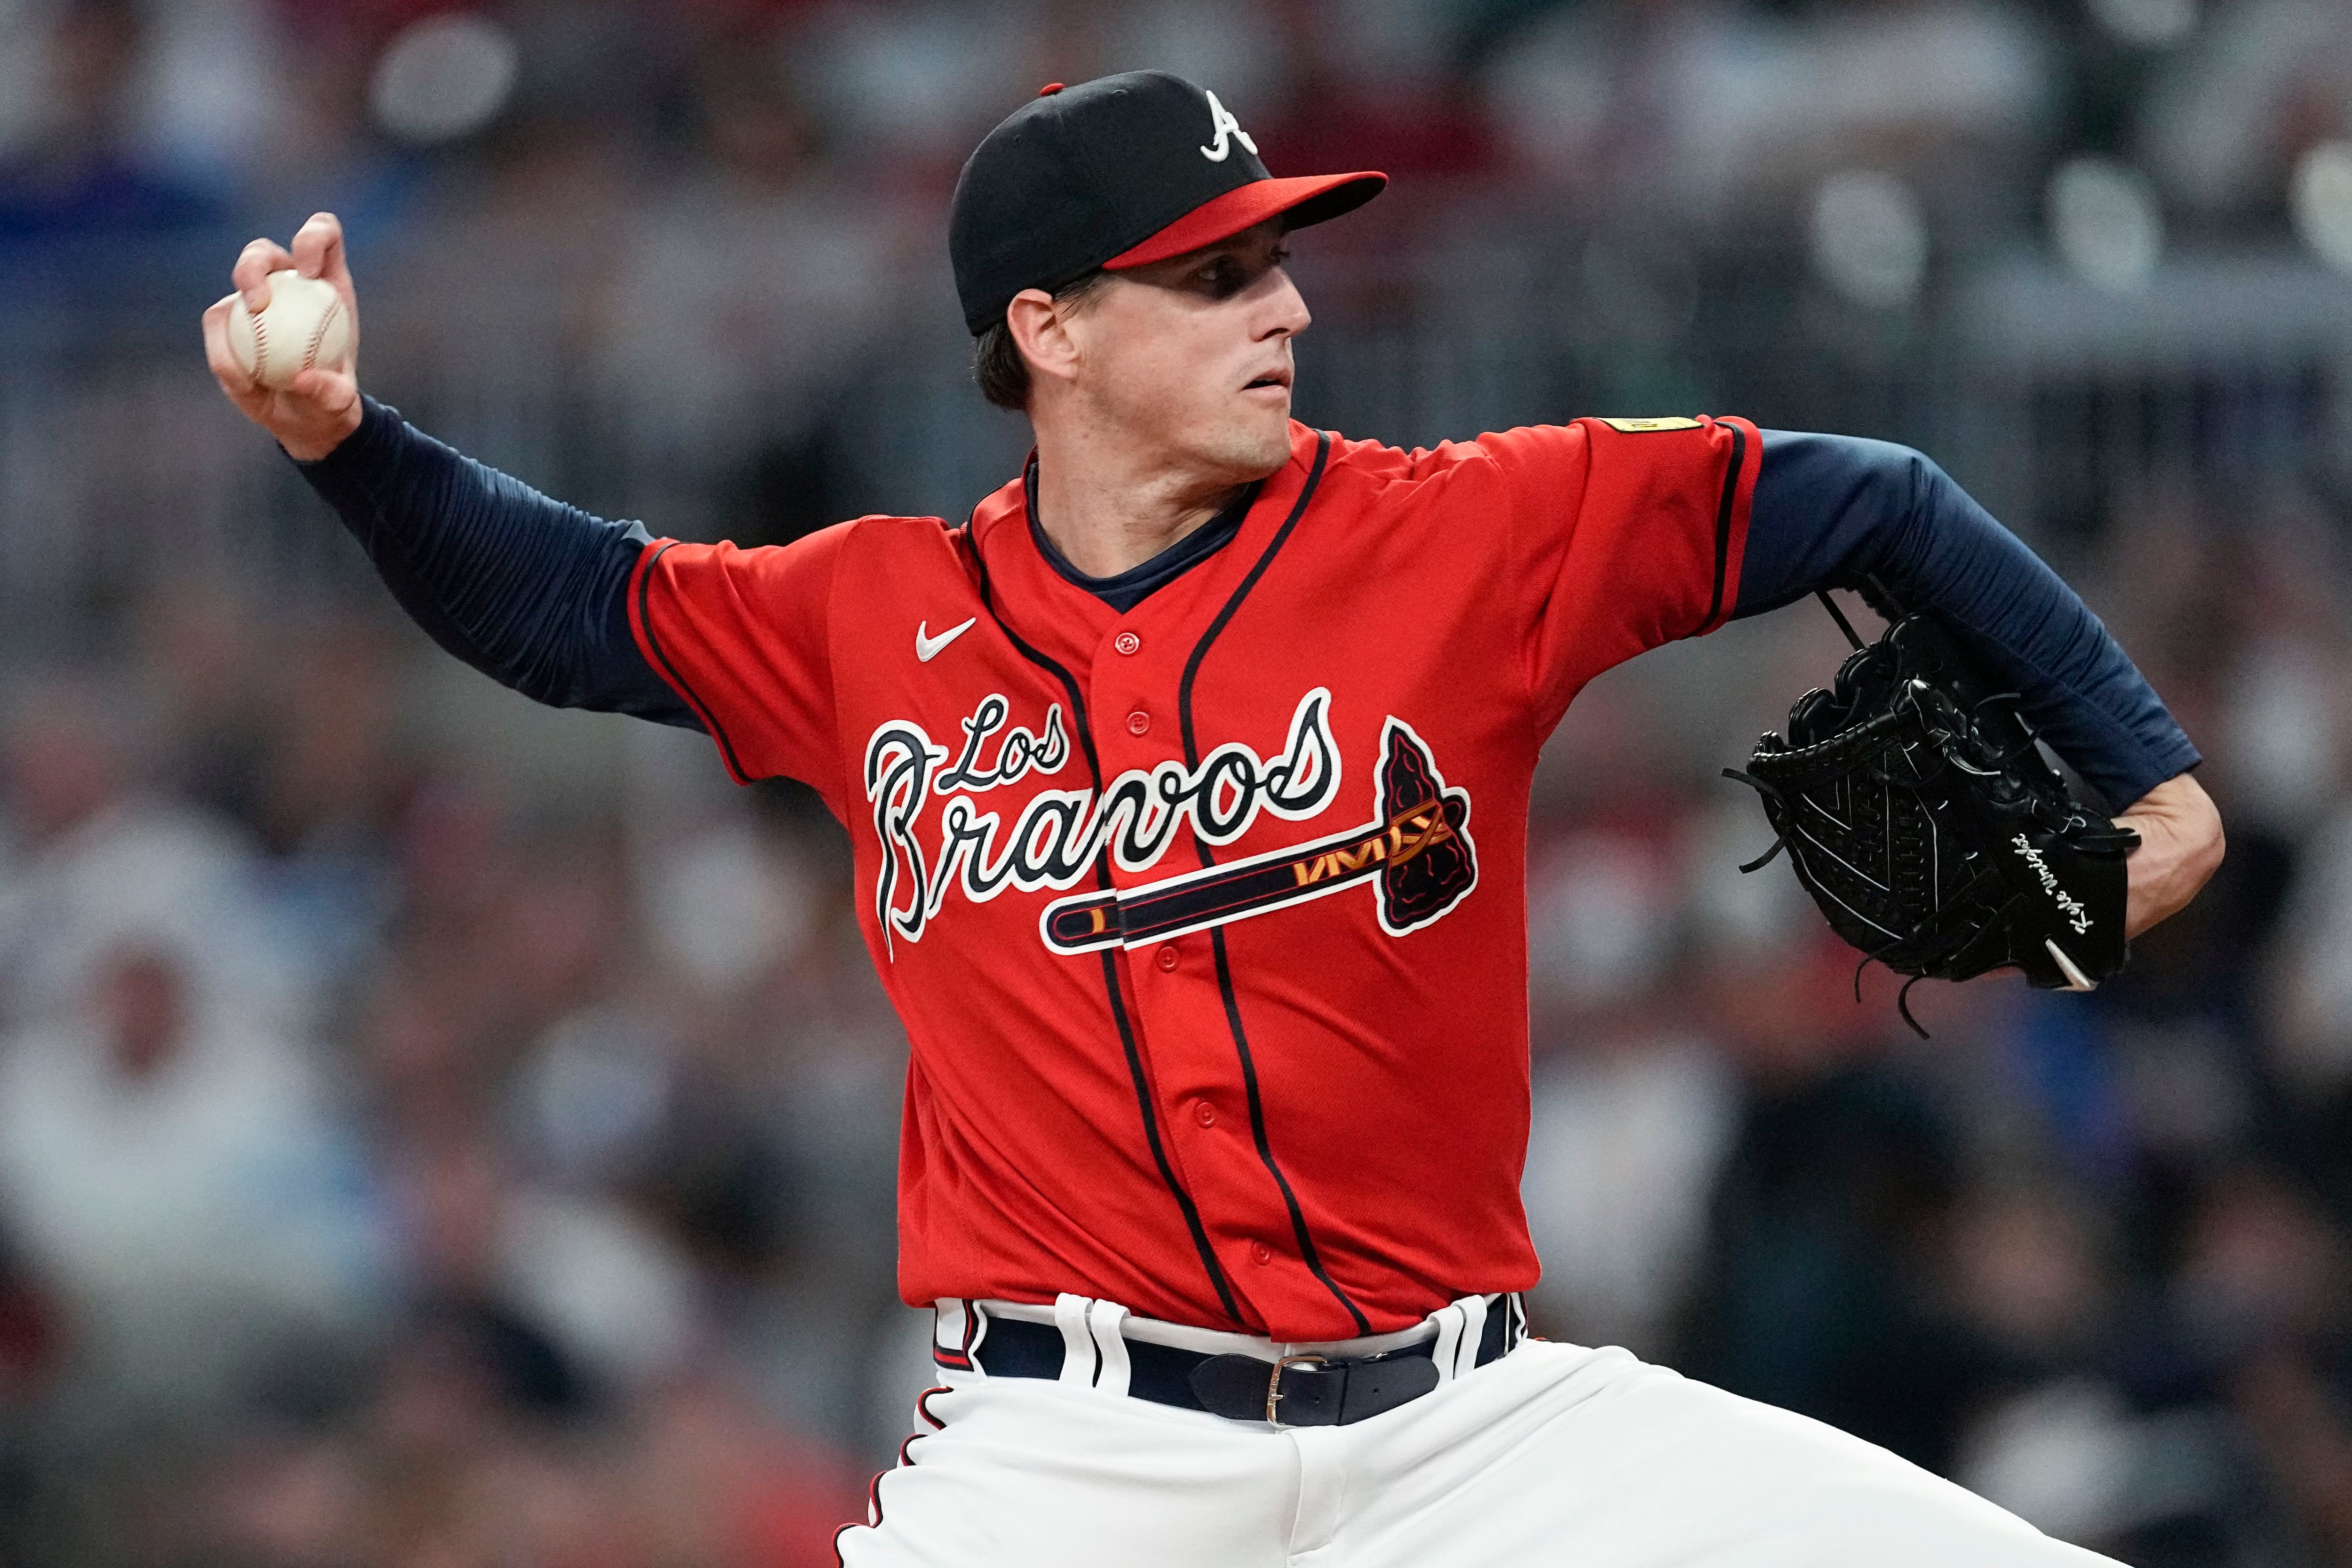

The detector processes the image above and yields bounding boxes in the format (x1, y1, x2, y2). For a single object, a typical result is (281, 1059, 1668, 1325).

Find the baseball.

(226, 269, 350, 390)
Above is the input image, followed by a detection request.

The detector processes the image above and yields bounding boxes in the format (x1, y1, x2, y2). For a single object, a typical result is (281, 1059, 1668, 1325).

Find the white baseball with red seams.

(226, 269, 350, 390)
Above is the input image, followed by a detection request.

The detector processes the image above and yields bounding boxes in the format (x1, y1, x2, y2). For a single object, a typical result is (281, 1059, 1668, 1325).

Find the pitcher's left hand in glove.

(1730, 592, 2222, 1031)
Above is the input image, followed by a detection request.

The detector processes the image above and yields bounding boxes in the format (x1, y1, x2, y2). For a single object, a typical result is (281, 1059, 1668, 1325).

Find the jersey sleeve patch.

(1597, 416, 1705, 433)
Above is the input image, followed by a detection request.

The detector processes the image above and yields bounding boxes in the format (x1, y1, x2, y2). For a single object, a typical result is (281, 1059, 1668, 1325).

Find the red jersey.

(628, 415, 1759, 1342)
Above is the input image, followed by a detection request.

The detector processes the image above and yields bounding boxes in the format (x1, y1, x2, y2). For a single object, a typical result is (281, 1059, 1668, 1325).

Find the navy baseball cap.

(948, 72, 1387, 336)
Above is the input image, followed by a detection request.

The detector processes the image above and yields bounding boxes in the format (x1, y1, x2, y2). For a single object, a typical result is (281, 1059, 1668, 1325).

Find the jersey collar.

(1022, 453, 1265, 614)
(968, 422, 1325, 671)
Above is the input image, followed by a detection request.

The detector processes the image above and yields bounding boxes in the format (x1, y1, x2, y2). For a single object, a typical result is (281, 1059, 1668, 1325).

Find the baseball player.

(207, 72, 2220, 1568)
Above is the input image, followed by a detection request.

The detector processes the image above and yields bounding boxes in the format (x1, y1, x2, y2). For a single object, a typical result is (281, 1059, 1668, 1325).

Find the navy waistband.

(973, 1301, 1518, 1425)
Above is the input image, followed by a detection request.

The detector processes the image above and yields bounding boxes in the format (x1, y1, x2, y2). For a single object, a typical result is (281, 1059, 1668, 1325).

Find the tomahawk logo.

(1198, 89, 1257, 162)
(1040, 717, 1478, 952)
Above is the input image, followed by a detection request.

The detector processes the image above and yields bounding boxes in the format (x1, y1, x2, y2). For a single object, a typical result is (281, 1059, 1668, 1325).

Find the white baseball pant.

(834, 1292, 2121, 1568)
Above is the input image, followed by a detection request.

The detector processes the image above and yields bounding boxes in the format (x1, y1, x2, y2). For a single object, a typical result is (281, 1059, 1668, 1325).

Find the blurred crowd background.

(1, 0, 2351, 1563)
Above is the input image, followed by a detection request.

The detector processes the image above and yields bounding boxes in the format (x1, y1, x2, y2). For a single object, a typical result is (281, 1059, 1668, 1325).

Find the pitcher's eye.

(1198, 257, 1245, 298)
(1190, 241, 1290, 299)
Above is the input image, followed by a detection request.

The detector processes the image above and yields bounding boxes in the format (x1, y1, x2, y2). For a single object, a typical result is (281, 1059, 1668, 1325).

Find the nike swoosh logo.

(915, 616, 977, 663)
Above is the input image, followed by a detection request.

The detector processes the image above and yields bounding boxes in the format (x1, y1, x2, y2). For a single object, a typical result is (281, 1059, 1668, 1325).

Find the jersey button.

(1113, 631, 1142, 656)
(1251, 1241, 1273, 1266)
(1156, 944, 1179, 971)
(1193, 1099, 1215, 1128)
(1126, 710, 1151, 736)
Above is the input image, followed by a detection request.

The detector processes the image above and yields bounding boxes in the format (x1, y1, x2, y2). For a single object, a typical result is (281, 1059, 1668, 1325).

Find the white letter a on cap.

(1199, 89, 1258, 162)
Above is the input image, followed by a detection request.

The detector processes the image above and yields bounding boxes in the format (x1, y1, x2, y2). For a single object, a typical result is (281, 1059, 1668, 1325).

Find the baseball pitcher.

(206, 72, 2221, 1568)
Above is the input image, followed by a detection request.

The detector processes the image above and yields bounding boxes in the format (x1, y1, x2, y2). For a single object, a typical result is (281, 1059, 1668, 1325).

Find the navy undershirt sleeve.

(293, 397, 698, 730)
(1735, 430, 2198, 810)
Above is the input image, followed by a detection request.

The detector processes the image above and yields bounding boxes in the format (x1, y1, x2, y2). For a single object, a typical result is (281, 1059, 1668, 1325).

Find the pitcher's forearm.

(294, 397, 698, 726)
(2116, 772, 2225, 937)
(1738, 431, 2198, 812)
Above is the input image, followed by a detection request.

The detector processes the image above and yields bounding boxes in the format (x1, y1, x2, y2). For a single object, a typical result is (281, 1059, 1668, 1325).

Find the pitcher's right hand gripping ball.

(1728, 591, 2139, 1028)
(202, 212, 364, 463)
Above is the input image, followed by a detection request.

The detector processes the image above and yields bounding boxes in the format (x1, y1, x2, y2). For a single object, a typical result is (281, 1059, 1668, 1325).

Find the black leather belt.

(974, 1303, 1515, 1427)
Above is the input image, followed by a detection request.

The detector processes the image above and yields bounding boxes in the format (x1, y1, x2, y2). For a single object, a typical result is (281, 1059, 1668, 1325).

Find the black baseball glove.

(1726, 589, 2140, 1034)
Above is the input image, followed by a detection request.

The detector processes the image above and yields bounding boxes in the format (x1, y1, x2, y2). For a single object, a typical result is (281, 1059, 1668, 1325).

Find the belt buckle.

(1266, 1353, 1327, 1426)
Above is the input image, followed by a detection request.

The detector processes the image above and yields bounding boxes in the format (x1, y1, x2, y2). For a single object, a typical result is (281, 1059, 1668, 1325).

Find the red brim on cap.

(1102, 171, 1388, 270)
